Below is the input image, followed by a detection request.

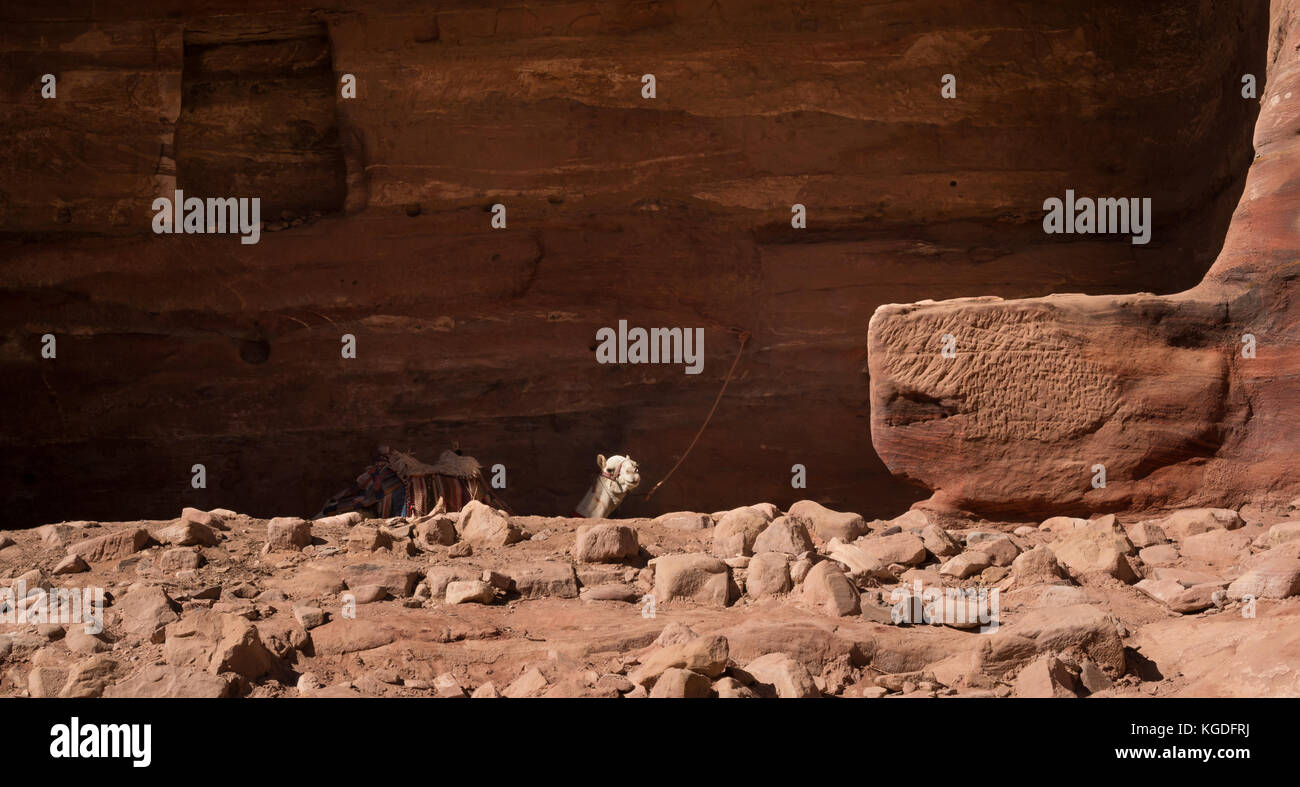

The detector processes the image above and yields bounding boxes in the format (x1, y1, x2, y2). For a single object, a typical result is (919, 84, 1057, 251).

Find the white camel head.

(575, 453, 641, 518)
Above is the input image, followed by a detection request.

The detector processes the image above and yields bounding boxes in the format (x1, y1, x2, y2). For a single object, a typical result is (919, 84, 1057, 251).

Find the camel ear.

(596, 454, 606, 470)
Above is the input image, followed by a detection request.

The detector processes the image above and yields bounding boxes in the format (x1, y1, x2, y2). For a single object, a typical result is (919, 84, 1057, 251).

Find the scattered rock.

(51, 554, 88, 575)
(1226, 557, 1300, 600)
(654, 512, 713, 531)
(154, 520, 218, 547)
(509, 561, 579, 599)
(1155, 508, 1244, 541)
(575, 523, 639, 563)
(743, 652, 821, 698)
(266, 517, 312, 551)
(630, 634, 730, 687)
(746, 552, 793, 597)
(1052, 518, 1139, 582)
(800, 561, 860, 617)
(649, 667, 712, 697)
(940, 550, 991, 579)
(66, 528, 150, 563)
(413, 514, 457, 548)
(502, 667, 549, 698)
(751, 516, 815, 556)
(105, 665, 236, 698)
(1015, 655, 1078, 698)
(458, 501, 524, 548)
(787, 500, 868, 542)
(117, 585, 181, 643)
(711, 507, 770, 557)
(653, 553, 735, 606)
(920, 524, 961, 557)
(446, 580, 495, 605)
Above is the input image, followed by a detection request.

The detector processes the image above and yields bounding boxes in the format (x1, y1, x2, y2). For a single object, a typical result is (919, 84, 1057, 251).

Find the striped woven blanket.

(316, 447, 508, 519)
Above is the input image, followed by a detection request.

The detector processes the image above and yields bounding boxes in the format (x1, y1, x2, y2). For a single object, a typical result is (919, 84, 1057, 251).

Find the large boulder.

(153, 520, 219, 548)
(1227, 557, 1300, 600)
(341, 563, 422, 597)
(66, 528, 150, 563)
(508, 561, 579, 599)
(800, 560, 860, 617)
(746, 552, 793, 597)
(751, 516, 815, 556)
(575, 523, 639, 563)
(116, 585, 181, 643)
(711, 507, 770, 557)
(787, 500, 868, 542)
(742, 653, 821, 698)
(458, 501, 523, 548)
(1154, 508, 1244, 541)
(265, 517, 312, 551)
(653, 512, 713, 531)
(105, 665, 237, 698)
(163, 610, 278, 679)
(630, 634, 730, 687)
(1052, 518, 1138, 582)
(653, 553, 735, 606)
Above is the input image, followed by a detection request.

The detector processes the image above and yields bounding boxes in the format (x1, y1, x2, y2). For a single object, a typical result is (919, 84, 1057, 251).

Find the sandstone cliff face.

(0, 1, 1269, 526)
(869, 0, 1299, 519)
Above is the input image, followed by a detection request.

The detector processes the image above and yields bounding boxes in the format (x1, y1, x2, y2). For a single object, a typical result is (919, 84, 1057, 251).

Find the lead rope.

(644, 329, 751, 501)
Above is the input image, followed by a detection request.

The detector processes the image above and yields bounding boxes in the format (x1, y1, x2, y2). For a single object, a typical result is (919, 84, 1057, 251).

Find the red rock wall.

(869, 0, 1298, 519)
(0, 0, 1269, 526)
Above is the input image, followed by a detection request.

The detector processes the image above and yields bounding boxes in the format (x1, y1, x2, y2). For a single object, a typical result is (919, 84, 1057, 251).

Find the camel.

(575, 454, 641, 518)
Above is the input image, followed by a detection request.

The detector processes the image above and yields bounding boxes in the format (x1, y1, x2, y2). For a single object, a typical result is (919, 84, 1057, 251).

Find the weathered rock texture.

(0, 0, 1270, 525)
(870, 0, 1298, 519)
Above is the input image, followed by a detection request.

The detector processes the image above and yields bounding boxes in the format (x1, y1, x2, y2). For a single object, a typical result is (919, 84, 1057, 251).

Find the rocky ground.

(3, 498, 1299, 698)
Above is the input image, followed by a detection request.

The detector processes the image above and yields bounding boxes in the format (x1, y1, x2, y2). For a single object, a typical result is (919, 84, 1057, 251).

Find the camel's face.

(598, 454, 641, 490)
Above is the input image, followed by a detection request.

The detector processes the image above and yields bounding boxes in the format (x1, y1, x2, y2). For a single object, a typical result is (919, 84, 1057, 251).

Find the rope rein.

(644, 329, 750, 500)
